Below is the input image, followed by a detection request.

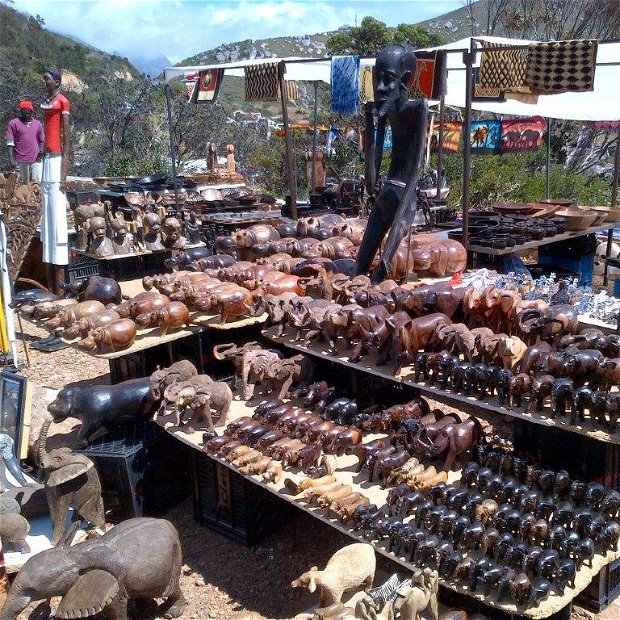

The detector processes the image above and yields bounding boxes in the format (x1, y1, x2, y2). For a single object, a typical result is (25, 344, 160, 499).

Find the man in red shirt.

(40, 68, 71, 293)
(5, 100, 44, 183)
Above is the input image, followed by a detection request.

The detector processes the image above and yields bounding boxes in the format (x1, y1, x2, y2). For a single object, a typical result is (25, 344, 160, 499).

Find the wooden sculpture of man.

(356, 44, 427, 283)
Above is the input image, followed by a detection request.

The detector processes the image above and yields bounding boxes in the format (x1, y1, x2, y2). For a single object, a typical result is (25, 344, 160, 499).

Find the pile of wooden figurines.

(73, 200, 199, 258)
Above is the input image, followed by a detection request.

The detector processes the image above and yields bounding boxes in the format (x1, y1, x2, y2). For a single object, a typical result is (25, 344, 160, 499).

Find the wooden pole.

(279, 61, 297, 220)
(462, 42, 476, 248)
(435, 92, 446, 200)
(546, 118, 552, 199)
(603, 127, 620, 287)
(311, 81, 319, 193)
(164, 84, 180, 213)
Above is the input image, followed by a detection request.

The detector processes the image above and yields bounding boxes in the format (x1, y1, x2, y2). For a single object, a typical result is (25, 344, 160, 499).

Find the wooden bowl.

(537, 198, 575, 207)
(589, 206, 620, 223)
(555, 208, 598, 230)
(492, 202, 539, 215)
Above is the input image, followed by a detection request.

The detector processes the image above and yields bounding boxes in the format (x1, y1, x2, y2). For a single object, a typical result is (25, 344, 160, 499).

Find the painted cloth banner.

(500, 116, 546, 152)
(468, 120, 501, 154)
(430, 120, 462, 153)
(183, 72, 199, 102)
(583, 120, 620, 130)
(360, 66, 374, 103)
(192, 69, 224, 104)
(245, 62, 279, 101)
(331, 55, 360, 115)
(525, 39, 598, 94)
(409, 50, 446, 100)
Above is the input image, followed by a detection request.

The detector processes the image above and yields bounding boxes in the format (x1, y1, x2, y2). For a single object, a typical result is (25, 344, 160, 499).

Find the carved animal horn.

(37, 417, 52, 469)
(212, 343, 238, 360)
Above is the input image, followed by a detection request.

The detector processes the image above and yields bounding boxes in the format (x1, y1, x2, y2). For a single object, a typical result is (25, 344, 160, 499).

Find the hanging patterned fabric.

(478, 42, 529, 91)
(183, 72, 199, 102)
(283, 80, 299, 101)
(525, 39, 598, 94)
(500, 116, 546, 152)
(192, 69, 224, 104)
(408, 50, 446, 100)
(360, 66, 374, 103)
(430, 120, 462, 153)
(468, 120, 501, 154)
(583, 120, 620, 130)
(331, 55, 360, 115)
(245, 62, 279, 101)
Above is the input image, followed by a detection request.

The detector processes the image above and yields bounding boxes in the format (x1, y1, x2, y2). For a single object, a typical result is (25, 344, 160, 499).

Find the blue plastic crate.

(538, 254, 595, 286)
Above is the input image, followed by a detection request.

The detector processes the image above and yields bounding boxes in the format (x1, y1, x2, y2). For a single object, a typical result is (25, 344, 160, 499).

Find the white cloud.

(12, 0, 460, 64)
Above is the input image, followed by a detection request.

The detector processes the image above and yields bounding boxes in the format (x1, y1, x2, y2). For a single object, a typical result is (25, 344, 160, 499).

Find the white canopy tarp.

(164, 36, 620, 121)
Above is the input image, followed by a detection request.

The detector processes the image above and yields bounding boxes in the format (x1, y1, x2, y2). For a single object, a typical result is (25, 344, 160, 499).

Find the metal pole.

(546, 118, 552, 199)
(279, 61, 297, 220)
(311, 81, 319, 193)
(603, 127, 620, 287)
(462, 41, 476, 248)
(436, 94, 446, 199)
(165, 84, 180, 212)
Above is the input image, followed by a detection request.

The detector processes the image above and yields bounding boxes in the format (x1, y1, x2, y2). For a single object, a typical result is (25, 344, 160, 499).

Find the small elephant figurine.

(37, 418, 106, 544)
(0, 512, 31, 553)
(174, 380, 233, 432)
(0, 518, 186, 620)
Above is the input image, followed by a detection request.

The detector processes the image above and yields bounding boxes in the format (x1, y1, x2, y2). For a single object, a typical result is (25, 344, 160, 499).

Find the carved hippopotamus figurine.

(234, 224, 280, 248)
(45, 300, 107, 330)
(111, 292, 171, 319)
(294, 237, 322, 259)
(318, 236, 356, 260)
(135, 301, 190, 333)
(332, 219, 367, 246)
(189, 254, 235, 271)
(62, 276, 122, 306)
(195, 285, 253, 323)
(296, 214, 344, 239)
(77, 318, 137, 353)
(62, 309, 122, 340)
(163, 246, 213, 270)
(276, 220, 297, 237)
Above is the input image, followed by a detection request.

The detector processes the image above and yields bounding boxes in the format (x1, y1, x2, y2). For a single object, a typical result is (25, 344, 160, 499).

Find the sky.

(12, 0, 462, 63)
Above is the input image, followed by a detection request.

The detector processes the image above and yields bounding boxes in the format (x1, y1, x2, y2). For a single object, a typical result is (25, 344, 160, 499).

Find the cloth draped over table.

(468, 120, 501, 153)
(500, 116, 546, 152)
(409, 51, 446, 100)
(244, 62, 298, 101)
(430, 120, 462, 153)
(477, 39, 598, 100)
(331, 55, 360, 115)
(192, 68, 224, 104)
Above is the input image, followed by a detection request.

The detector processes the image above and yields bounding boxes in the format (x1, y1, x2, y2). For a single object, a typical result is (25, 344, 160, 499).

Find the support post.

(603, 127, 620, 287)
(279, 61, 297, 220)
(435, 92, 446, 200)
(546, 117, 552, 199)
(311, 81, 319, 193)
(164, 84, 180, 213)
(462, 41, 476, 248)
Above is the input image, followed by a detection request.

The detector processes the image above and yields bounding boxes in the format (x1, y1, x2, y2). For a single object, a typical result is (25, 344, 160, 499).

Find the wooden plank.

(72, 242, 204, 262)
(466, 224, 612, 256)
(154, 398, 620, 620)
(264, 326, 620, 446)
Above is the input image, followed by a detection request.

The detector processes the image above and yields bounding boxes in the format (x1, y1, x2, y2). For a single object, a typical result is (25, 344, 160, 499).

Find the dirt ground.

(9, 319, 620, 620)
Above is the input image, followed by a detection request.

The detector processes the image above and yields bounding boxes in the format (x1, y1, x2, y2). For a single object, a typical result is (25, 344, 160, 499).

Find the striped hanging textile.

(525, 39, 598, 94)
(245, 62, 279, 101)
(360, 66, 374, 102)
(478, 41, 529, 91)
(283, 80, 299, 101)
(331, 55, 360, 115)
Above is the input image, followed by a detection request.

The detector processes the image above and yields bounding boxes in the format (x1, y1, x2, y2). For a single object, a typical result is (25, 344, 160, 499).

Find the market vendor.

(40, 68, 70, 294)
(5, 100, 44, 184)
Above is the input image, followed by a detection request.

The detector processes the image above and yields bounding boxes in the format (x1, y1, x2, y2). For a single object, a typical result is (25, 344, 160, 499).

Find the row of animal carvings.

(222, 218, 467, 280)
(348, 444, 620, 612)
(234, 542, 442, 620)
(73, 200, 201, 256)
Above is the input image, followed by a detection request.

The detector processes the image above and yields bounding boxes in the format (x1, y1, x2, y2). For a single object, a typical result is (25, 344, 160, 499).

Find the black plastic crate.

(68, 252, 100, 283)
(577, 556, 620, 612)
(78, 422, 190, 522)
(514, 420, 620, 490)
(191, 450, 295, 546)
(539, 232, 597, 257)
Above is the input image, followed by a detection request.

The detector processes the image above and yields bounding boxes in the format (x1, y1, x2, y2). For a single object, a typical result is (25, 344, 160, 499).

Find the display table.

(154, 399, 620, 620)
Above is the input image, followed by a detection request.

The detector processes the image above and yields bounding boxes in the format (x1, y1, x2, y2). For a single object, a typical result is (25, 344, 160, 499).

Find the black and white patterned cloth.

(525, 39, 598, 94)
(478, 41, 528, 91)
(245, 62, 279, 101)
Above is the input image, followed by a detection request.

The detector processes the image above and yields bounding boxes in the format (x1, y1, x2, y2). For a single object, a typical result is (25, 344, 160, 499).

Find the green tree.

(327, 17, 442, 56)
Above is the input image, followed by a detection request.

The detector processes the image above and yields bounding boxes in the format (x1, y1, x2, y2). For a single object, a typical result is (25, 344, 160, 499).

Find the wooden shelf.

(155, 398, 620, 620)
(263, 326, 620, 446)
(466, 223, 612, 256)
